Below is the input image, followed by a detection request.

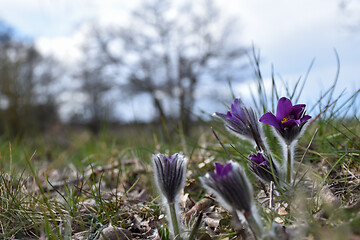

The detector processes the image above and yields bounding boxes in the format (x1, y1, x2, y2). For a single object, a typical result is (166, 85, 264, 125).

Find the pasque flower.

(152, 153, 187, 203)
(201, 161, 253, 215)
(259, 97, 311, 144)
(215, 98, 265, 150)
(248, 153, 279, 184)
(259, 97, 311, 183)
(201, 161, 263, 238)
(152, 153, 187, 239)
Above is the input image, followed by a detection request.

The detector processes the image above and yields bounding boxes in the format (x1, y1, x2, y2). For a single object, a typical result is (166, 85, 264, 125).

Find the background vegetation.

(0, 0, 359, 239)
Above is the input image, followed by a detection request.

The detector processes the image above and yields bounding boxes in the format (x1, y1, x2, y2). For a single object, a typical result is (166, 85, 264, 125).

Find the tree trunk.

(152, 94, 166, 122)
(180, 76, 196, 135)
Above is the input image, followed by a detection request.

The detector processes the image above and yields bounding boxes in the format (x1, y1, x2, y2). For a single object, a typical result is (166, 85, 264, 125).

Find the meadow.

(0, 72, 359, 240)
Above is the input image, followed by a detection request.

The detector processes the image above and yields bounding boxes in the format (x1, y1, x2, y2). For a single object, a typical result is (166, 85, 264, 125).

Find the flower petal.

(214, 112, 229, 120)
(259, 112, 281, 130)
(222, 163, 232, 176)
(301, 114, 311, 122)
(231, 98, 245, 120)
(291, 104, 306, 119)
(249, 153, 263, 165)
(281, 119, 298, 128)
(215, 162, 224, 175)
(168, 153, 178, 162)
(214, 162, 233, 177)
(276, 97, 293, 120)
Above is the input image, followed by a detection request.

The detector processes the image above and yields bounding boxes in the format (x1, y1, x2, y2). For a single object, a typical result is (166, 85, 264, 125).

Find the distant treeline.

(0, 21, 59, 137)
(0, 0, 249, 137)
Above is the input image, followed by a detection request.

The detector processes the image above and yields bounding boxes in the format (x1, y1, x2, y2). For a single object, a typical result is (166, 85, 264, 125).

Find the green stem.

(286, 144, 292, 183)
(169, 202, 182, 240)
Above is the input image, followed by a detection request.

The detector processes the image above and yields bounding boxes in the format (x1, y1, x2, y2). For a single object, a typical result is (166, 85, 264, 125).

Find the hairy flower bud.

(152, 153, 187, 203)
(215, 98, 265, 150)
(248, 152, 279, 184)
(201, 161, 253, 215)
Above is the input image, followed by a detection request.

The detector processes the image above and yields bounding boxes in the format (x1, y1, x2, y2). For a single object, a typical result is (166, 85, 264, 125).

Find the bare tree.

(72, 34, 115, 134)
(87, 0, 247, 133)
(0, 22, 59, 136)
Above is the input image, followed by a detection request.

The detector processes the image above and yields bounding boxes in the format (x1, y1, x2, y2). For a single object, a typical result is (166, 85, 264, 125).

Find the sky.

(0, 0, 359, 121)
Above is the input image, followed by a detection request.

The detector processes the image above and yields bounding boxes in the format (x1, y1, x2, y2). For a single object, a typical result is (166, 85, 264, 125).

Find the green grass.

(0, 58, 359, 239)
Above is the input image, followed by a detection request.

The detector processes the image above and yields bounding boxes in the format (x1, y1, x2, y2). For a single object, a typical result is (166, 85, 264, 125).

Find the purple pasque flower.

(248, 153, 279, 184)
(215, 98, 264, 149)
(259, 97, 311, 144)
(209, 162, 233, 181)
(152, 153, 187, 203)
(201, 161, 253, 215)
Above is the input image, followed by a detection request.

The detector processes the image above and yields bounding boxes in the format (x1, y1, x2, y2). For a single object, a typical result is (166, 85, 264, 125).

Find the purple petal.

(259, 112, 281, 130)
(231, 99, 245, 120)
(168, 153, 178, 162)
(276, 97, 293, 120)
(249, 154, 257, 159)
(282, 119, 298, 128)
(249, 153, 264, 165)
(301, 115, 311, 122)
(291, 104, 306, 119)
(215, 162, 224, 175)
(222, 163, 232, 176)
(255, 153, 265, 163)
(215, 112, 227, 119)
(215, 111, 236, 120)
(214, 162, 232, 177)
(215, 112, 231, 122)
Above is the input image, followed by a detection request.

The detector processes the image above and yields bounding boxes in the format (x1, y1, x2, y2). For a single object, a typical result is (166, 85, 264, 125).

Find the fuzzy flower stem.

(286, 144, 292, 183)
(243, 211, 262, 240)
(169, 202, 182, 240)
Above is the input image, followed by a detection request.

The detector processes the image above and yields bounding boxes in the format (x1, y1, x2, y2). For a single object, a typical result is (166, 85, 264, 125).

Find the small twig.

(184, 196, 214, 223)
(269, 181, 274, 210)
(309, 98, 339, 126)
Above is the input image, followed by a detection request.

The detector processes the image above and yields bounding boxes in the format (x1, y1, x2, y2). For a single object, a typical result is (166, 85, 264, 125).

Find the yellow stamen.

(281, 118, 288, 123)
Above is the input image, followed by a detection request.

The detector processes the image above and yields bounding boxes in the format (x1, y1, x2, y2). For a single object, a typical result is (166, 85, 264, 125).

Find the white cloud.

(232, 0, 341, 44)
(0, 0, 96, 37)
(36, 32, 83, 65)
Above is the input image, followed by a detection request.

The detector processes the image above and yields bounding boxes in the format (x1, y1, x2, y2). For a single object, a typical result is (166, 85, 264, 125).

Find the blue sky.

(0, 0, 359, 121)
